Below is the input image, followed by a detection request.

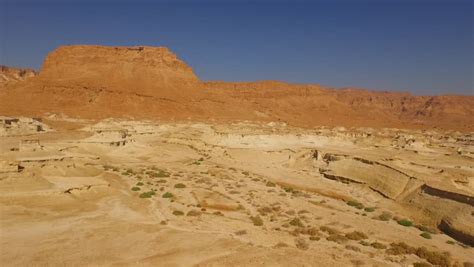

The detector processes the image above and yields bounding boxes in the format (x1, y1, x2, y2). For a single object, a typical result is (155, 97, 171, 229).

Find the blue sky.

(0, 0, 472, 95)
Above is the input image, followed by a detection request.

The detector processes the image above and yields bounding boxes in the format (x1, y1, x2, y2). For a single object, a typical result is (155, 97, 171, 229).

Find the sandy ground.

(0, 117, 473, 266)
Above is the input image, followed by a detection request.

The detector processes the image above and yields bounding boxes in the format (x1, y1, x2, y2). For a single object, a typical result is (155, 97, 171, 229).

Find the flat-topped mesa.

(39, 45, 200, 97)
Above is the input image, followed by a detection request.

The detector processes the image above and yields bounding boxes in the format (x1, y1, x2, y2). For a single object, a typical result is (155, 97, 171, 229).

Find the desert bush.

(295, 237, 309, 250)
(386, 242, 416, 255)
(250, 216, 263, 226)
(131, 186, 141, 191)
(289, 217, 304, 227)
(413, 262, 431, 267)
(415, 247, 451, 267)
(174, 183, 186, 188)
(446, 240, 455, 245)
(235, 230, 247, 235)
(242, 171, 249, 175)
(320, 226, 339, 235)
(364, 207, 376, 212)
(139, 191, 155, 198)
(153, 170, 171, 178)
(136, 182, 144, 186)
(370, 242, 386, 249)
(186, 210, 201, 216)
(416, 224, 436, 234)
(327, 234, 348, 244)
(377, 212, 392, 221)
(172, 210, 184, 216)
(359, 240, 370, 246)
(266, 181, 276, 187)
(347, 200, 364, 209)
(162, 192, 173, 198)
(398, 219, 413, 227)
(345, 231, 368, 241)
(420, 232, 432, 239)
(309, 236, 320, 241)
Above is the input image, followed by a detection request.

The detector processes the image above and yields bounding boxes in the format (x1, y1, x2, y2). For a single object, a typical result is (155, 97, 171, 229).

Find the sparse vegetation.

(345, 231, 368, 241)
(420, 232, 432, 239)
(172, 210, 184, 216)
(136, 182, 144, 186)
(370, 242, 386, 249)
(364, 207, 376, 212)
(266, 181, 276, 187)
(387, 242, 451, 267)
(347, 200, 364, 209)
(139, 191, 155, 198)
(398, 219, 413, 227)
(131, 186, 141, 191)
(327, 233, 348, 244)
(320, 226, 339, 235)
(186, 210, 201, 216)
(295, 237, 309, 250)
(174, 183, 186, 188)
(250, 216, 263, 226)
(162, 192, 173, 198)
(289, 217, 304, 227)
(377, 212, 392, 221)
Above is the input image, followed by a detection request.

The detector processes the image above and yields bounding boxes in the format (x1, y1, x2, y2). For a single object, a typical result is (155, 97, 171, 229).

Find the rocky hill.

(0, 45, 472, 131)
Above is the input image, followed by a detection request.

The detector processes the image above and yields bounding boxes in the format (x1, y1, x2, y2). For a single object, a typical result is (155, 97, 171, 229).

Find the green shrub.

(347, 200, 364, 209)
(420, 232, 432, 239)
(139, 191, 155, 198)
(174, 183, 186, 188)
(398, 219, 413, 227)
(162, 192, 173, 198)
(446, 240, 455, 245)
(136, 182, 144, 186)
(131, 187, 141, 191)
(364, 207, 376, 212)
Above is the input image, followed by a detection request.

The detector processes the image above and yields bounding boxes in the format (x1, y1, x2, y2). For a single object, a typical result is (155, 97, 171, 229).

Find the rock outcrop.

(0, 65, 37, 85)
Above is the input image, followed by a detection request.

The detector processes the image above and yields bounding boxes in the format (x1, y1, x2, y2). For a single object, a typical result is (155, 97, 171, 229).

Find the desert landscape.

(0, 45, 472, 266)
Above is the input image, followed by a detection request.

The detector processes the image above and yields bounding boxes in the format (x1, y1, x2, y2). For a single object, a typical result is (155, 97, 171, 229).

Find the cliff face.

(0, 45, 473, 131)
(39, 45, 200, 97)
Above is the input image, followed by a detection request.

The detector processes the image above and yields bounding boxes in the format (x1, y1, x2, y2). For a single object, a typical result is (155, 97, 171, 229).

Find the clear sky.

(0, 0, 472, 95)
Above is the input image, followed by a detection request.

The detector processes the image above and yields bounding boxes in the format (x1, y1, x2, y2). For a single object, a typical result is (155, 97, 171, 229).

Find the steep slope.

(0, 45, 472, 131)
